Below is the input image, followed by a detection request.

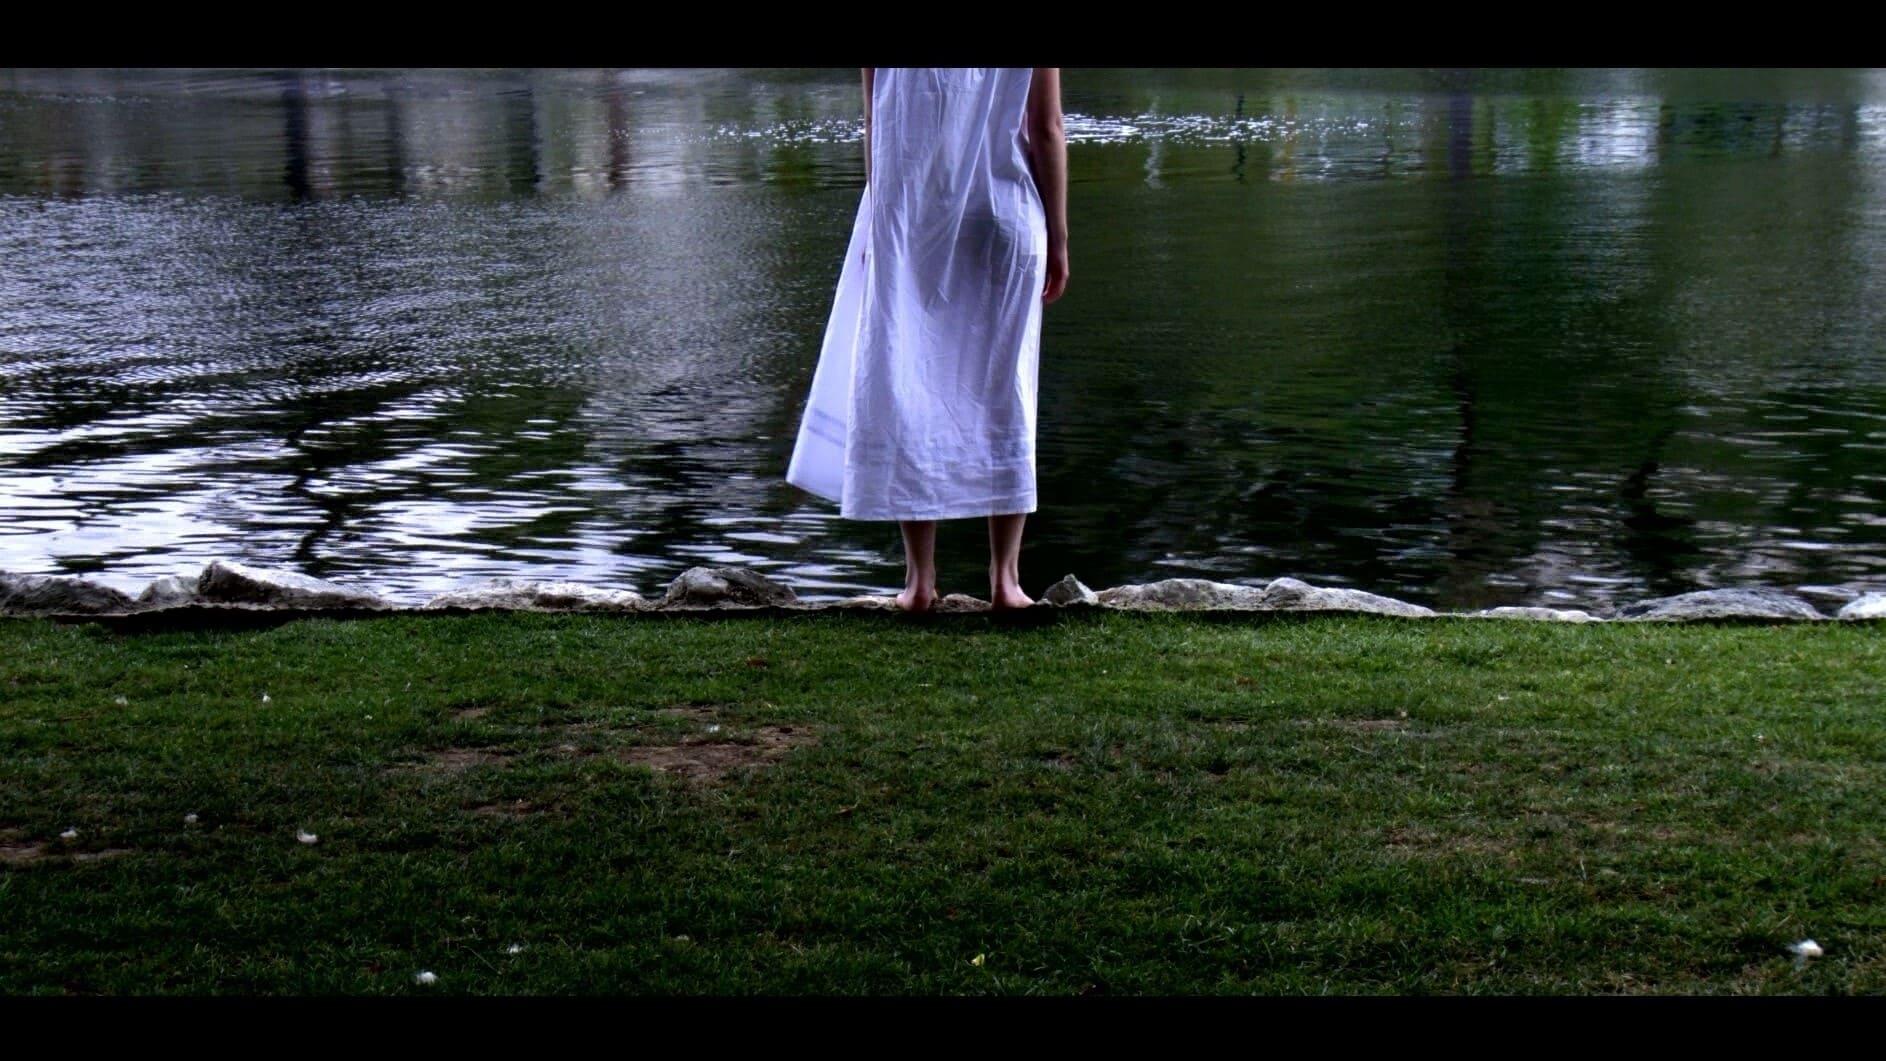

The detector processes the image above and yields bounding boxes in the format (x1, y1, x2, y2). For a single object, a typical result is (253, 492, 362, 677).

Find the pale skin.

(863, 67, 1070, 613)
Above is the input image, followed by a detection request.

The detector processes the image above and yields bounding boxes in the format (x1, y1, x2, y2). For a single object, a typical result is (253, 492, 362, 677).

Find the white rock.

(423, 579, 646, 613)
(506, 944, 525, 955)
(1790, 939, 1824, 959)
(1466, 606, 1600, 622)
(135, 575, 199, 610)
(414, 970, 438, 985)
(184, 814, 199, 825)
(1096, 578, 1269, 611)
(296, 830, 319, 845)
(659, 566, 798, 609)
(0, 572, 136, 615)
(196, 561, 386, 610)
(59, 828, 78, 840)
(1259, 578, 1436, 618)
(930, 593, 993, 614)
(1620, 588, 1823, 621)
(1837, 593, 1886, 620)
(1038, 574, 1101, 608)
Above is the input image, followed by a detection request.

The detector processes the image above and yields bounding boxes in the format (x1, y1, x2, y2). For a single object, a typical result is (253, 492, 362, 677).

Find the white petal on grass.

(296, 829, 319, 845)
(506, 944, 525, 955)
(60, 828, 78, 840)
(414, 970, 438, 985)
(1791, 939, 1824, 959)
(113, 695, 128, 706)
(184, 814, 199, 825)
(262, 692, 272, 703)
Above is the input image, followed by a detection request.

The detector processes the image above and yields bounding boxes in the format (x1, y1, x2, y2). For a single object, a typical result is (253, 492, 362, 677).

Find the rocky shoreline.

(3, 562, 1883, 623)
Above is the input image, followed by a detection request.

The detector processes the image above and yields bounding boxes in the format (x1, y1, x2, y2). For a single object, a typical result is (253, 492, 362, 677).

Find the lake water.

(3, 68, 1885, 610)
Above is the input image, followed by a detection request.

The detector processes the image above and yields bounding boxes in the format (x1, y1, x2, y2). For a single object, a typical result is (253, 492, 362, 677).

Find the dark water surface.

(3, 68, 1885, 609)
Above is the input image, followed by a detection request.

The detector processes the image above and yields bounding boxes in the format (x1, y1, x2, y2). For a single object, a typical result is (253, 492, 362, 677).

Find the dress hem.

(785, 470, 843, 507)
(790, 474, 1036, 522)
(839, 494, 1038, 522)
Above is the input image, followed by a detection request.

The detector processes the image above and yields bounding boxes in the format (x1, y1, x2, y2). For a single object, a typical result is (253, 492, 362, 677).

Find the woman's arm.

(861, 67, 875, 186)
(1025, 67, 1069, 304)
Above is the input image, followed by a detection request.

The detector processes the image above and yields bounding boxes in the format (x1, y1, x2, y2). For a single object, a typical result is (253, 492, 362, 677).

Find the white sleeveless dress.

(786, 68, 1048, 521)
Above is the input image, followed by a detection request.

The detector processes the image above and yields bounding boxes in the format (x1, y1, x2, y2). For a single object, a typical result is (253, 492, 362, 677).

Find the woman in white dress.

(786, 68, 1070, 613)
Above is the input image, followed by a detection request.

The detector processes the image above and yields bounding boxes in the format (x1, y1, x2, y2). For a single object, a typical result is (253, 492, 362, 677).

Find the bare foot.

(989, 585, 1033, 610)
(896, 584, 939, 613)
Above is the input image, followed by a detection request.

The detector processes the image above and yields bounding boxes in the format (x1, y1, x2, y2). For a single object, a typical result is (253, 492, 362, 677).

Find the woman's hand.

(1043, 238, 1069, 304)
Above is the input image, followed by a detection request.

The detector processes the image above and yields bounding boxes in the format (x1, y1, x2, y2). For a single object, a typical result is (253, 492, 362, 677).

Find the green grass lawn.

(2, 611, 1883, 995)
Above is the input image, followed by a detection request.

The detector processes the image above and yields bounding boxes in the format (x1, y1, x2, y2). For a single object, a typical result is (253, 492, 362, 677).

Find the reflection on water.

(2, 68, 1884, 609)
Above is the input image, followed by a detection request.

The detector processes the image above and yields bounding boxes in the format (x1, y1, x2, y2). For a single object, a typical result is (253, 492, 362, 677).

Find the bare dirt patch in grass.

(617, 721, 814, 785)
(432, 747, 514, 770)
(402, 705, 814, 789)
(1294, 717, 1409, 734)
(468, 798, 546, 819)
(2, 839, 49, 865)
(655, 705, 734, 723)
(546, 705, 722, 745)
(1, 836, 132, 867)
(452, 706, 492, 721)
(390, 747, 517, 773)
(1382, 823, 1516, 861)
